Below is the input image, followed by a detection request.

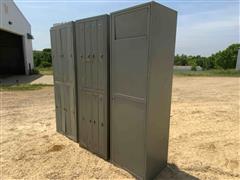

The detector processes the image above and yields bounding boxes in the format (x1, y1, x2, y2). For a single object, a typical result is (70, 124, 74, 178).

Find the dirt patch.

(1, 77, 239, 179)
(46, 145, 65, 153)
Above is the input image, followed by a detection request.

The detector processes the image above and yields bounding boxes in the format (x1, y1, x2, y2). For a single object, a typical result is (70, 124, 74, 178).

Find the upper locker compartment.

(75, 16, 107, 90)
(59, 25, 75, 84)
(50, 28, 62, 82)
(75, 15, 109, 160)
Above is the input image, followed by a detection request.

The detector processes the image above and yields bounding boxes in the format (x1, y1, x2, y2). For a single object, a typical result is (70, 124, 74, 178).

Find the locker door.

(60, 85, 66, 133)
(76, 22, 86, 87)
(66, 26, 75, 83)
(85, 22, 92, 88)
(64, 85, 71, 135)
(86, 93, 93, 149)
(97, 19, 105, 90)
(111, 7, 149, 177)
(98, 94, 104, 156)
(51, 29, 63, 82)
(92, 94, 99, 153)
(91, 21, 98, 89)
(79, 91, 88, 146)
(54, 83, 62, 132)
(50, 30, 58, 81)
(60, 28, 68, 83)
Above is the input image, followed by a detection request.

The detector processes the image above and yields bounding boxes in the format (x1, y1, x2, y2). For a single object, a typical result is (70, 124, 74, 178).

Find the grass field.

(174, 69, 240, 77)
(1, 76, 239, 179)
(36, 67, 53, 75)
(0, 84, 52, 91)
(35, 67, 240, 77)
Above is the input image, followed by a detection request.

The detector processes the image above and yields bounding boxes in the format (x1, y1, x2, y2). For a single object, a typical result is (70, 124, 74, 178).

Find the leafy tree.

(33, 49, 52, 68)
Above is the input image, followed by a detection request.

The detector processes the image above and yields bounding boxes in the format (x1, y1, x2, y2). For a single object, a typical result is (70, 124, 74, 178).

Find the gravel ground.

(0, 76, 239, 179)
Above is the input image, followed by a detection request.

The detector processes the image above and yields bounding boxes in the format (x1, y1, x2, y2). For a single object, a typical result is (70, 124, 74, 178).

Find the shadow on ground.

(0, 75, 42, 85)
(156, 163, 199, 180)
(0, 75, 53, 85)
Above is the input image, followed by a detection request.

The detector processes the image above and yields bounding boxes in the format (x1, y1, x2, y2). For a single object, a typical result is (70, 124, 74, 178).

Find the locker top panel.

(51, 21, 74, 30)
(75, 14, 109, 24)
(110, 1, 176, 16)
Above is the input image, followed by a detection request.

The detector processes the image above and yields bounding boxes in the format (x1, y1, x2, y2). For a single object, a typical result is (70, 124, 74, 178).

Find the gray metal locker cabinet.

(50, 22, 78, 142)
(75, 15, 109, 159)
(110, 2, 177, 179)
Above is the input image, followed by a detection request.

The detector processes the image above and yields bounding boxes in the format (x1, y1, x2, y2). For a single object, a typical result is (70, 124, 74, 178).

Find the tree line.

(175, 44, 240, 70)
(33, 43, 240, 70)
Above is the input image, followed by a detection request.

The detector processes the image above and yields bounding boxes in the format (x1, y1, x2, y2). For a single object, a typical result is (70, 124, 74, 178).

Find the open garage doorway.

(0, 29, 25, 75)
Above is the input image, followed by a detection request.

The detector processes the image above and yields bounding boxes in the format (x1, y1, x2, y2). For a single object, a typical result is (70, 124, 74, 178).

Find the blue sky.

(15, 0, 239, 56)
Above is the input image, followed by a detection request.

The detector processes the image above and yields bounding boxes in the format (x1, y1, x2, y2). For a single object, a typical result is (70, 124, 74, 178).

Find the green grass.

(174, 69, 240, 77)
(36, 67, 53, 75)
(0, 84, 52, 91)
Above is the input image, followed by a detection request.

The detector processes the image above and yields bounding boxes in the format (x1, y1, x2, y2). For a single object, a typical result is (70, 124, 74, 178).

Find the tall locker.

(75, 15, 109, 159)
(110, 2, 177, 179)
(50, 22, 78, 142)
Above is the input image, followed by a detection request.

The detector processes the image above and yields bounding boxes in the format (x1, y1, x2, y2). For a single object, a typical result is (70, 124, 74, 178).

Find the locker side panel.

(146, 3, 177, 179)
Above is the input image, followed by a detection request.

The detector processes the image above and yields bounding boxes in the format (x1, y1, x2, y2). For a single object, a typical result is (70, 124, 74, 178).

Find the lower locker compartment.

(54, 82, 77, 142)
(78, 91, 108, 159)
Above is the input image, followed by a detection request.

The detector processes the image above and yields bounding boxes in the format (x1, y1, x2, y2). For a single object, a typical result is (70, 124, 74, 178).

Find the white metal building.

(0, 0, 33, 75)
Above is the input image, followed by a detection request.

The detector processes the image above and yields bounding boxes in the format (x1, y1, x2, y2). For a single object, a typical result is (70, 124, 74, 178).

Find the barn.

(0, 0, 33, 75)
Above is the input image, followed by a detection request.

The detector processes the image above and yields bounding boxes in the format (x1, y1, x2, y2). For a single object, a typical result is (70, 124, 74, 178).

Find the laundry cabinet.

(110, 2, 177, 179)
(75, 15, 109, 159)
(50, 22, 78, 142)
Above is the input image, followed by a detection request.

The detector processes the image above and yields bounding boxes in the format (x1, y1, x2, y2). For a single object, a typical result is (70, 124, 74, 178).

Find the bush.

(33, 48, 52, 68)
(31, 68, 40, 75)
(191, 65, 197, 71)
